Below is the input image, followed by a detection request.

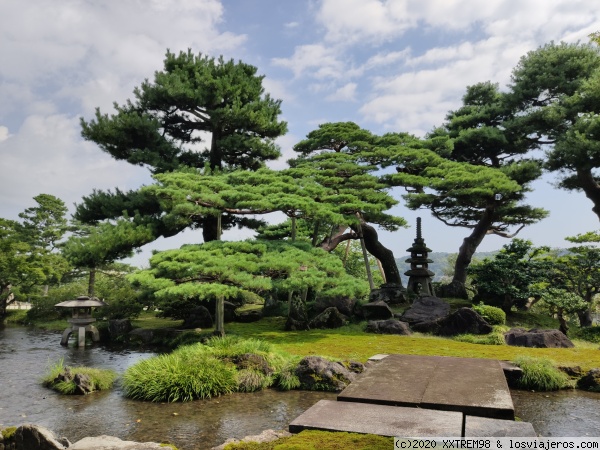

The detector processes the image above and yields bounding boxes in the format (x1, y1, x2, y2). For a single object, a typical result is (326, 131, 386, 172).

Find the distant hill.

(394, 251, 498, 283)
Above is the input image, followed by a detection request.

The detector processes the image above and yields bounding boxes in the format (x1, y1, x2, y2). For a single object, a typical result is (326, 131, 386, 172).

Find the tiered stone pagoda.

(404, 217, 435, 296)
(56, 295, 108, 347)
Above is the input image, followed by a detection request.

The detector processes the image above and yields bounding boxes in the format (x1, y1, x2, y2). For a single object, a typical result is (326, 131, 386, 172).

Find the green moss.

(223, 430, 392, 450)
(2, 426, 17, 440)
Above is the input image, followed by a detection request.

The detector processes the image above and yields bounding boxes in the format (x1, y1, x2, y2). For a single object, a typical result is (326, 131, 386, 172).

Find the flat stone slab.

(338, 354, 514, 420)
(465, 416, 537, 437)
(289, 400, 463, 437)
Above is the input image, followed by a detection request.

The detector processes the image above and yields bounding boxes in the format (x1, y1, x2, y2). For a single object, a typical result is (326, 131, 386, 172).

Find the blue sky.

(1, 0, 599, 267)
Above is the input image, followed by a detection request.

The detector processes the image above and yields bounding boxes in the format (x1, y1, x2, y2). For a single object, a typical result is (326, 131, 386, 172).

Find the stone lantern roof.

(55, 295, 108, 308)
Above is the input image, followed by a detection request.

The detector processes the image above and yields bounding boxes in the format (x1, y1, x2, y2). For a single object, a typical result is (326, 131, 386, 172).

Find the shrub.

(42, 358, 117, 394)
(571, 326, 600, 344)
(513, 356, 570, 391)
(472, 303, 506, 325)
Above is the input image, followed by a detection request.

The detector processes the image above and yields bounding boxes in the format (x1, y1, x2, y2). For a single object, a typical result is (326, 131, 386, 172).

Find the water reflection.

(3, 325, 600, 448)
(0, 325, 335, 449)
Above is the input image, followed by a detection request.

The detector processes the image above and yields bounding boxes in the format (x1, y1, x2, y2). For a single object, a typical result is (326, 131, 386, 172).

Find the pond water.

(1, 325, 599, 449)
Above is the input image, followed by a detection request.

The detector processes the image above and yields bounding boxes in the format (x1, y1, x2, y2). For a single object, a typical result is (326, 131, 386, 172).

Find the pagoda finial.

(416, 217, 422, 240)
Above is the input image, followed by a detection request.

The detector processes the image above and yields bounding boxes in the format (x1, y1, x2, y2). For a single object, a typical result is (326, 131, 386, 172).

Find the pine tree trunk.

(576, 168, 600, 221)
(578, 308, 593, 327)
(452, 207, 495, 290)
(352, 222, 402, 286)
(88, 268, 96, 298)
(214, 295, 225, 337)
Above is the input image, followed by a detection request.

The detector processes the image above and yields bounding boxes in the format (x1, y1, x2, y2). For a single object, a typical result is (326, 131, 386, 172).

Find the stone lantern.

(404, 217, 435, 297)
(55, 295, 108, 347)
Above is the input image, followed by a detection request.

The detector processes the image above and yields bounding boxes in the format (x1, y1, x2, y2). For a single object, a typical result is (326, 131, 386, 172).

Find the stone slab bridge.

(289, 354, 537, 438)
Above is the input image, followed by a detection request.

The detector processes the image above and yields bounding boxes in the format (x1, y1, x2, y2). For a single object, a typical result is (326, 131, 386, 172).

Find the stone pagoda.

(56, 295, 108, 347)
(404, 217, 435, 296)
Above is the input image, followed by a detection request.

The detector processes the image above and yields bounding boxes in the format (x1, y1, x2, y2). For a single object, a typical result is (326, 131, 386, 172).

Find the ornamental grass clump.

(122, 350, 237, 402)
(454, 325, 509, 345)
(513, 356, 571, 391)
(122, 337, 300, 401)
(42, 358, 117, 394)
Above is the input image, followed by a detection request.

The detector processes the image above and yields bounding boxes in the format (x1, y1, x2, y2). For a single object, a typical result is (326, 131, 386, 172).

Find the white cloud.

(0, 126, 9, 142)
(326, 82, 358, 102)
(272, 44, 345, 79)
(0, 114, 151, 220)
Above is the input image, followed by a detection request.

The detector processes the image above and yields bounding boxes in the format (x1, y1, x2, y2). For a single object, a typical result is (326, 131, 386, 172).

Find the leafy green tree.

(287, 122, 407, 287)
(469, 239, 550, 313)
(0, 195, 71, 317)
(509, 42, 600, 219)
(376, 82, 547, 297)
(129, 240, 369, 335)
(61, 219, 154, 297)
(545, 231, 600, 327)
(77, 49, 287, 242)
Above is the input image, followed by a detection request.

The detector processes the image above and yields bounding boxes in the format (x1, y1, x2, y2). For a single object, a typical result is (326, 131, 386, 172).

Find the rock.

(211, 429, 292, 450)
(361, 301, 394, 320)
(314, 296, 356, 317)
(309, 307, 347, 329)
(107, 319, 132, 340)
(182, 305, 213, 329)
(72, 373, 94, 395)
(236, 309, 263, 323)
(400, 296, 450, 327)
(366, 319, 412, 335)
(577, 368, 600, 391)
(223, 301, 237, 323)
(231, 353, 273, 375)
(435, 308, 492, 336)
(68, 435, 164, 449)
(559, 365, 583, 378)
(13, 424, 68, 450)
(369, 283, 406, 304)
(504, 328, 575, 348)
(294, 356, 360, 392)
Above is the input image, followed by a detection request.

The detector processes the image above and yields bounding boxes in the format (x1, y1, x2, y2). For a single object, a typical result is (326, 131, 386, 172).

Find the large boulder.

(236, 309, 263, 323)
(369, 283, 406, 304)
(435, 308, 492, 336)
(314, 296, 356, 317)
(366, 319, 412, 335)
(182, 305, 213, 329)
(13, 424, 69, 450)
(295, 356, 363, 392)
(577, 368, 600, 392)
(504, 328, 575, 348)
(361, 301, 394, 320)
(309, 307, 347, 329)
(224, 301, 237, 323)
(400, 295, 450, 327)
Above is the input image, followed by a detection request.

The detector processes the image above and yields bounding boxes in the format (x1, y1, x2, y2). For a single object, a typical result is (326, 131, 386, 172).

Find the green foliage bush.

(42, 358, 117, 394)
(513, 356, 570, 391)
(472, 303, 506, 325)
(571, 326, 600, 343)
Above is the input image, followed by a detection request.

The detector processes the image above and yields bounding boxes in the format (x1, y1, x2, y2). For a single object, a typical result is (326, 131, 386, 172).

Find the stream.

(1, 325, 599, 449)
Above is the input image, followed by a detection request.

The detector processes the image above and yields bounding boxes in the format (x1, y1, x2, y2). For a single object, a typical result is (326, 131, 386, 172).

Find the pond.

(1, 325, 599, 449)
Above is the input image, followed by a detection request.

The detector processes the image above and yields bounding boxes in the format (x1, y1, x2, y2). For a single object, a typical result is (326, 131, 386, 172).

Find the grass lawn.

(225, 317, 600, 371)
